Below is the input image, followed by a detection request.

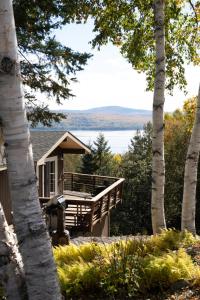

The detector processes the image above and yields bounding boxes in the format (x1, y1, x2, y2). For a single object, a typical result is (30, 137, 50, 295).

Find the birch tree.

(151, 0, 166, 233)
(78, 0, 199, 233)
(182, 85, 200, 234)
(0, 0, 61, 298)
(0, 203, 26, 299)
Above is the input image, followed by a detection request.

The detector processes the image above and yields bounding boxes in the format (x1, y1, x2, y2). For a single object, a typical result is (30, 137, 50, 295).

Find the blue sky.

(47, 21, 200, 112)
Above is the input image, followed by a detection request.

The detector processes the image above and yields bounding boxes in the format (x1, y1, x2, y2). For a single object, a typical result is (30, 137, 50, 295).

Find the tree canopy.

(13, 0, 92, 126)
(84, 0, 199, 92)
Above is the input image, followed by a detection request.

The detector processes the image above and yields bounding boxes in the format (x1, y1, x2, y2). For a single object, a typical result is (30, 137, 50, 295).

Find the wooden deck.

(40, 172, 124, 234)
(63, 173, 124, 231)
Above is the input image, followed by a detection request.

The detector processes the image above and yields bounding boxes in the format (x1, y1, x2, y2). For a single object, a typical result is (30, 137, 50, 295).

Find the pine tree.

(93, 133, 112, 176)
(80, 142, 96, 174)
(13, 0, 92, 126)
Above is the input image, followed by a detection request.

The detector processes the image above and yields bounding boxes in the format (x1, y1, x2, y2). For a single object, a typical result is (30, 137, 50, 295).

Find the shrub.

(140, 248, 199, 290)
(146, 229, 198, 252)
(54, 230, 200, 299)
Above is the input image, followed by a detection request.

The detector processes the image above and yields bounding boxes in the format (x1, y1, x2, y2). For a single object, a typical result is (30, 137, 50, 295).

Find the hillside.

(38, 106, 152, 130)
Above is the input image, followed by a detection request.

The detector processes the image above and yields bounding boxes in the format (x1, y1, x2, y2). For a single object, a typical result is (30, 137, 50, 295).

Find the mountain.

(37, 106, 152, 131)
(55, 106, 151, 115)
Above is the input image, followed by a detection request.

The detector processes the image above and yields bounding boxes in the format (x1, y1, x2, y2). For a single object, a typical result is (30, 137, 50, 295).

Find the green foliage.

(164, 97, 200, 230)
(64, 154, 82, 173)
(92, 133, 113, 175)
(111, 122, 152, 235)
(87, 0, 199, 93)
(54, 230, 200, 299)
(80, 141, 96, 174)
(80, 133, 120, 176)
(111, 97, 200, 235)
(13, 0, 92, 126)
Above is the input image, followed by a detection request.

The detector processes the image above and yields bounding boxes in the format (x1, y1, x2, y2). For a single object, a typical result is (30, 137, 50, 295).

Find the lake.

(71, 130, 140, 154)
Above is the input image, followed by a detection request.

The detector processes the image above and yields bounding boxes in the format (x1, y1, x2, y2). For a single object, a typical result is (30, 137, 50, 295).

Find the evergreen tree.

(80, 142, 96, 174)
(111, 123, 153, 235)
(13, 0, 92, 126)
(93, 133, 113, 176)
(80, 134, 114, 176)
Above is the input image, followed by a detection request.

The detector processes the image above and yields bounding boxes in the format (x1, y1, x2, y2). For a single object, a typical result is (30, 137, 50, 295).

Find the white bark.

(0, 203, 27, 299)
(0, 1, 61, 299)
(182, 85, 200, 234)
(151, 0, 166, 234)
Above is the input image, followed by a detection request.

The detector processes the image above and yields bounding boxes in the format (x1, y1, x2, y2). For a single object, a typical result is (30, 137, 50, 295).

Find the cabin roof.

(30, 130, 90, 164)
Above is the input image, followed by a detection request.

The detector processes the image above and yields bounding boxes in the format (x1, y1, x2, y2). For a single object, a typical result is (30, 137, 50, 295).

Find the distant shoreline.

(34, 106, 152, 132)
(33, 127, 144, 131)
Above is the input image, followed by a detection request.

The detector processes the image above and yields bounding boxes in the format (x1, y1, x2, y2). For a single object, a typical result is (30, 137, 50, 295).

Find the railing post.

(89, 202, 95, 232)
(71, 173, 73, 191)
(92, 176, 96, 195)
(99, 197, 103, 220)
(119, 182, 123, 203)
(107, 192, 111, 213)
(114, 187, 117, 207)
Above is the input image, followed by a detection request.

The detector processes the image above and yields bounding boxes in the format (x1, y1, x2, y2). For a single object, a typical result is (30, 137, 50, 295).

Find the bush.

(54, 230, 200, 299)
(141, 249, 198, 290)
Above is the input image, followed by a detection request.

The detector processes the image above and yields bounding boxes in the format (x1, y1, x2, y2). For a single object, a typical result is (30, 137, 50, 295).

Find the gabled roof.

(30, 130, 90, 165)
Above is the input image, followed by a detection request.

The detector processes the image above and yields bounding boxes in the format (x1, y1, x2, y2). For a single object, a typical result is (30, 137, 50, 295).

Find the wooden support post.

(114, 187, 117, 207)
(119, 182, 123, 203)
(107, 192, 111, 213)
(99, 198, 103, 220)
(89, 203, 95, 232)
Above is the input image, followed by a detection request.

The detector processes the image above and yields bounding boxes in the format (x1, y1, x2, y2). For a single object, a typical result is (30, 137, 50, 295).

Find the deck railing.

(63, 172, 124, 231)
(63, 172, 117, 195)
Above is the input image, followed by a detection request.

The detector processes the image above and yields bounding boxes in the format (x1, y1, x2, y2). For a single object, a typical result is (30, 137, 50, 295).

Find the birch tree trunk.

(0, 1, 61, 299)
(181, 85, 200, 234)
(0, 203, 27, 299)
(151, 0, 166, 234)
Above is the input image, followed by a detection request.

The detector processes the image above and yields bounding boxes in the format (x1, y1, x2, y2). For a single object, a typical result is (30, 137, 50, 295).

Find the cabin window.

(50, 161, 56, 193)
(44, 156, 58, 196)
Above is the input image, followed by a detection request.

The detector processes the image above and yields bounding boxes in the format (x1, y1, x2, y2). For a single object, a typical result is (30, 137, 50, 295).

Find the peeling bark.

(182, 85, 200, 234)
(0, 1, 61, 299)
(0, 203, 27, 300)
(151, 0, 166, 234)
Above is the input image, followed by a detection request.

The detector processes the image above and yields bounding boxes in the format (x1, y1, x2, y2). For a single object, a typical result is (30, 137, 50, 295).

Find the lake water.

(71, 130, 139, 154)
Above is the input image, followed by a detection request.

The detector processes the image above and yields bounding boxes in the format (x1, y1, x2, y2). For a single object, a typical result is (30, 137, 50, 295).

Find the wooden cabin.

(0, 130, 124, 238)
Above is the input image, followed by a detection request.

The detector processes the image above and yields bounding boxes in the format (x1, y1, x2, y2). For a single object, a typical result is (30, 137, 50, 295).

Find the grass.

(54, 229, 200, 299)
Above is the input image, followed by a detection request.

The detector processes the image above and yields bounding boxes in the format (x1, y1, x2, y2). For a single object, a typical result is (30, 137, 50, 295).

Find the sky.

(47, 21, 199, 112)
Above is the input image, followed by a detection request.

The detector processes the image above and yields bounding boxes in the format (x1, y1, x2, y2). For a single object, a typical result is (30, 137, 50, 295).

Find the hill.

(37, 106, 152, 130)
(58, 106, 151, 115)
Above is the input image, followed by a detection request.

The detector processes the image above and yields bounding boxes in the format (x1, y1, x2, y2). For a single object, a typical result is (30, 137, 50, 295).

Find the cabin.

(0, 130, 124, 238)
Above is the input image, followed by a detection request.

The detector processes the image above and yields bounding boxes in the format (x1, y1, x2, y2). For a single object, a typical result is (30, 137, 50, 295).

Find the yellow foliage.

(165, 96, 198, 146)
(53, 230, 200, 298)
(54, 242, 104, 267)
(147, 229, 198, 252)
(141, 248, 199, 289)
(113, 153, 122, 164)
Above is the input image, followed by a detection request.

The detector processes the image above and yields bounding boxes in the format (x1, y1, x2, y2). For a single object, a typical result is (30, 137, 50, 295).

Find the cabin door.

(44, 156, 58, 197)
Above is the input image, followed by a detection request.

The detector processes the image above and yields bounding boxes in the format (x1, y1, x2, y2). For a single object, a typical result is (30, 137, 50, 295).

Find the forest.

(0, 0, 199, 300)
(35, 106, 152, 130)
